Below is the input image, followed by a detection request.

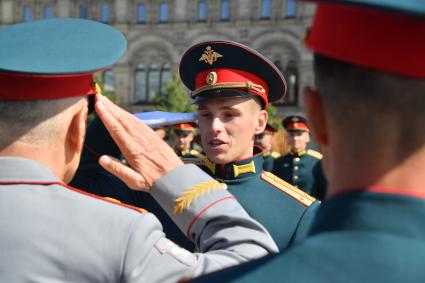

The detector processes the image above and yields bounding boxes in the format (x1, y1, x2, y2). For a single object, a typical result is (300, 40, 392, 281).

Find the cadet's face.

(174, 132, 194, 151)
(155, 128, 167, 140)
(258, 132, 273, 151)
(197, 97, 266, 164)
(287, 131, 310, 153)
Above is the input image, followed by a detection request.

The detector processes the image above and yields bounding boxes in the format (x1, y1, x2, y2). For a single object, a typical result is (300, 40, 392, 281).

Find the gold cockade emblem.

(92, 82, 102, 94)
(206, 71, 218, 85)
(199, 46, 223, 65)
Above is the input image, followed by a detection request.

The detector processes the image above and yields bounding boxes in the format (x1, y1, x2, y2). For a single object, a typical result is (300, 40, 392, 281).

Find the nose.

(210, 117, 224, 134)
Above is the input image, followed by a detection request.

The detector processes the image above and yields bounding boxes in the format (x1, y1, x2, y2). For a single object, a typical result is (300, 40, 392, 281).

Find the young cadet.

(255, 123, 281, 171)
(178, 41, 321, 250)
(272, 115, 327, 200)
(0, 19, 278, 283)
(172, 123, 204, 158)
(188, 0, 425, 282)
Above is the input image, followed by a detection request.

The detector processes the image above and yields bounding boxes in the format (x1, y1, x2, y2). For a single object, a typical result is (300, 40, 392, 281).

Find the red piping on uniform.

(0, 181, 145, 214)
(186, 196, 237, 239)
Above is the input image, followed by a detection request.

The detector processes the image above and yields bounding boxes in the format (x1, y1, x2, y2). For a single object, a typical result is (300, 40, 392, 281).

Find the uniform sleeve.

(122, 164, 279, 283)
(290, 200, 321, 245)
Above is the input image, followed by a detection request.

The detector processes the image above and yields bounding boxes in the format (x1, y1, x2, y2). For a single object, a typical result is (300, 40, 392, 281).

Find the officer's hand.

(94, 93, 184, 191)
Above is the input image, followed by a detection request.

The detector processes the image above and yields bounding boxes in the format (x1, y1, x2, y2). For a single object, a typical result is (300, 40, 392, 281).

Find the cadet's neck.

(325, 137, 425, 198)
(0, 141, 67, 183)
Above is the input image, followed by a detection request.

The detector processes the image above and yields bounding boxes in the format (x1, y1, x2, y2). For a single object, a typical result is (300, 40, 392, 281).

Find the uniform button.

(294, 166, 299, 170)
(294, 175, 299, 180)
(294, 157, 300, 162)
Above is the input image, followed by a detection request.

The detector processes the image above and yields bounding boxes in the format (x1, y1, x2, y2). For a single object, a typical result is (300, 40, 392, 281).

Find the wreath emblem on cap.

(199, 46, 223, 65)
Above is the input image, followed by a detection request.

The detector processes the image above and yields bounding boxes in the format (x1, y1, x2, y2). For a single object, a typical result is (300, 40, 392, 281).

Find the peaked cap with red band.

(306, 0, 425, 79)
(179, 41, 287, 109)
(265, 123, 278, 133)
(0, 18, 126, 100)
(173, 123, 196, 132)
(282, 115, 309, 132)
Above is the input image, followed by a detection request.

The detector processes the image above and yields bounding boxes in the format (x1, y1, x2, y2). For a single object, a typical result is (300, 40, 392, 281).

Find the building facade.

(0, 0, 315, 114)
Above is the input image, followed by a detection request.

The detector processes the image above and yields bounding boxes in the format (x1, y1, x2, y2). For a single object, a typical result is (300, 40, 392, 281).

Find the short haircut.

(314, 53, 425, 152)
(0, 97, 84, 148)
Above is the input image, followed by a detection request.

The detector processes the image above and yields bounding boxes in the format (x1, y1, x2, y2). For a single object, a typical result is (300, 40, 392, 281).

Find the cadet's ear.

(68, 103, 88, 155)
(303, 87, 328, 146)
(63, 100, 88, 184)
(254, 109, 268, 135)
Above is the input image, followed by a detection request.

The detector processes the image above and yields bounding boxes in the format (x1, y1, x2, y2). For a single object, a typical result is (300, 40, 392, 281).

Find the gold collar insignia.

(233, 161, 256, 177)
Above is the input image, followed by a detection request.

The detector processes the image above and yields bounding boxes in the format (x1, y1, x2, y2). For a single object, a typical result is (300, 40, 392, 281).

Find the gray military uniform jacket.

(0, 157, 277, 283)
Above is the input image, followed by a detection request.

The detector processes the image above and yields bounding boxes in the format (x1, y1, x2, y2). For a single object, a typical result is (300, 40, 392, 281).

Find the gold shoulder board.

(190, 149, 205, 158)
(306, 149, 323, 159)
(260, 172, 316, 207)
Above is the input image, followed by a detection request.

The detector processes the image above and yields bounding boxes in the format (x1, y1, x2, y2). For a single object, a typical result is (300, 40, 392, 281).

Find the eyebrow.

(198, 105, 240, 111)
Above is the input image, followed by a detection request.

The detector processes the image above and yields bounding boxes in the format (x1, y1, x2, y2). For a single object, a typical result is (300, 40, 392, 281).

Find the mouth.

(208, 138, 226, 148)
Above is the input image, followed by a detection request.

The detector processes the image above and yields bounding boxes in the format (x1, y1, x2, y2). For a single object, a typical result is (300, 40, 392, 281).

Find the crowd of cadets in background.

(158, 116, 327, 201)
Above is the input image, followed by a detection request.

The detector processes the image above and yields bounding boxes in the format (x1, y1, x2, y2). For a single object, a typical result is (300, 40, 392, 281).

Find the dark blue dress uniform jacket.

(272, 150, 327, 200)
(200, 148, 321, 250)
(188, 190, 425, 283)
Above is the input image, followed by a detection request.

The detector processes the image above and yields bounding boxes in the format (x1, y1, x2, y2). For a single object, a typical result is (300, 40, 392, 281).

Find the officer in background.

(172, 123, 204, 158)
(188, 0, 425, 282)
(154, 125, 168, 141)
(255, 123, 281, 171)
(0, 19, 278, 283)
(272, 115, 327, 200)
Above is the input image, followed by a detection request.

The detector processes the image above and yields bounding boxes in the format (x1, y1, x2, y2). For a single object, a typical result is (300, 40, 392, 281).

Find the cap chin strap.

(191, 81, 265, 99)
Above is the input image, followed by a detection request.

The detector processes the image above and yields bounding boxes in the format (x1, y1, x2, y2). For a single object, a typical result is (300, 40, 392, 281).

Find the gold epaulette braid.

(174, 180, 227, 215)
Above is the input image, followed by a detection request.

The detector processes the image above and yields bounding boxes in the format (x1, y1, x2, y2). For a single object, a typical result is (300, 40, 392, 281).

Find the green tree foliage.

(267, 103, 282, 129)
(87, 72, 116, 122)
(153, 73, 196, 113)
(94, 72, 116, 102)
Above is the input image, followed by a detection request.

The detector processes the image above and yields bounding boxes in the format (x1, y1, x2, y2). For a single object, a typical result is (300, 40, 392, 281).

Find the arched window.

(23, 5, 32, 22)
(44, 5, 54, 19)
(261, 0, 271, 19)
(135, 64, 147, 102)
(160, 63, 172, 92)
(102, 70, 115, 92)
(286, 0, 296, 17)
(79, 4, 89, 19)
(159, 2, 168, 22)
(137, 4, 146, 23)
(285, 60, 298, 105)
(135, 63, 173, 103)
(220, 0, 230, 21)
(100, 4, 109, 23)
(197, 1, 207, 22)
(148, 63, 160, 102)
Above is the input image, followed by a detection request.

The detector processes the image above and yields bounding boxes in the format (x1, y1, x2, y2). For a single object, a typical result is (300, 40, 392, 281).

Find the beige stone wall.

(0, 0, 316, 116)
